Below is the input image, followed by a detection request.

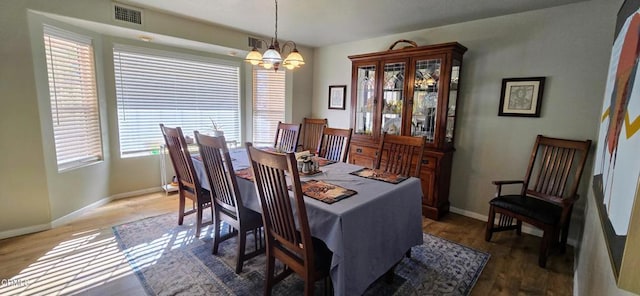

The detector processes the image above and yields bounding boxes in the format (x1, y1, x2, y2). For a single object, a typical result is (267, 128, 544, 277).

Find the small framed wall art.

(328, 85, 347, 110)
(498, 77, 546, 117)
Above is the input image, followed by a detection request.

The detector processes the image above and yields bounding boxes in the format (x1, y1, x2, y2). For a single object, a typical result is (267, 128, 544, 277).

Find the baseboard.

(50, 196, 113, 228)
(0, 223, 50, 240)
(3, 187, 162, 238)
(449, 206, 577, 247)
(109, 187, 162, 200)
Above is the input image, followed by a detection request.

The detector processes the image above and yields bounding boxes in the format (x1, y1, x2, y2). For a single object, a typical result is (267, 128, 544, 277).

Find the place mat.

(234, 168, 254, 181)
(299, 179, 357, 204)
(349, 168, 409, 184)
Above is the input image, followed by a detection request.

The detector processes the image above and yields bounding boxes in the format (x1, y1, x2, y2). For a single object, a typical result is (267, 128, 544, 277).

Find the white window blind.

(113, 46, 241, 157)
(253, 69, 285, 146)
(43, 26, 103, 171)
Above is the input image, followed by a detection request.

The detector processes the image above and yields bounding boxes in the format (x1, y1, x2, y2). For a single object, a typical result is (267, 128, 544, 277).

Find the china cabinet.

(348, 41, 467, 219)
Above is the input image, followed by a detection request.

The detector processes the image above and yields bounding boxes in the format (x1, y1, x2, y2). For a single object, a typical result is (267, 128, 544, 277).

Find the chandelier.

(244, 0, 304, 71)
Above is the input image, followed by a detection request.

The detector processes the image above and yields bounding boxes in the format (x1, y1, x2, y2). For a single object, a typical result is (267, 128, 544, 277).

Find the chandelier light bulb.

(284, 49, 304, 67)
(262, 46, 282, 65)
(245, 48, 263, 65)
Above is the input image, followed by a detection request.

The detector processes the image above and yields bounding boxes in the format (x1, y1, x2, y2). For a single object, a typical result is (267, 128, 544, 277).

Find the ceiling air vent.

(248, 37, 261, 48)
(114, 4, 143, 25)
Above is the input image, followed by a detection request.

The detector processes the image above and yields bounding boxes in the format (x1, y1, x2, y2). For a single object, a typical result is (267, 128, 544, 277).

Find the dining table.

(192, 147, 423, 296)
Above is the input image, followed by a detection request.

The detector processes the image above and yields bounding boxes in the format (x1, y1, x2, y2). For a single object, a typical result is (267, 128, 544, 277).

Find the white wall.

(312, 0, 615, 237)
(312, 0, 638, 294)
(0, 0, 314, 235)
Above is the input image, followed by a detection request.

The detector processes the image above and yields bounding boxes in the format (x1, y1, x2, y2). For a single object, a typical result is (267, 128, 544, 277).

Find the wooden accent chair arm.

(492, 180, 524, 186)
(492, 180, 524, 197)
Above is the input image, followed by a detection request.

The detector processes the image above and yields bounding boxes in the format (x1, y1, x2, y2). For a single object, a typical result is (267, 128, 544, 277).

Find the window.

(43, 26, 102, 171)
(113, 46, 241, 157)
(252, 68, 285, 146)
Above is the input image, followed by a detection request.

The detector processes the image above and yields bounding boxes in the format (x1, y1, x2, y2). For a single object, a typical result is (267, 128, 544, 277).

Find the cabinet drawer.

(421, 156, 437, 169)
(349, 145, 377, 168)
(350, 145, 377, 158)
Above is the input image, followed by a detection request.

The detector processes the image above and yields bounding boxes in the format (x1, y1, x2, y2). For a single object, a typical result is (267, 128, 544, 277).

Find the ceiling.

(117, 0, 588, 48)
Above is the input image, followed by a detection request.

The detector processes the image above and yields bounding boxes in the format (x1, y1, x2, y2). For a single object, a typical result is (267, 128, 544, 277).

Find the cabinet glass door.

(412, 58, 441, 143)
(381, 62, 405, 135)
(445, 59, 461, 144)
(354, 65, 376, 136)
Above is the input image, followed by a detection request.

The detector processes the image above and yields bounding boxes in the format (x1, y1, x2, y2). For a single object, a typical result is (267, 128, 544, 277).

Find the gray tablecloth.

(193, 148, 423, 296)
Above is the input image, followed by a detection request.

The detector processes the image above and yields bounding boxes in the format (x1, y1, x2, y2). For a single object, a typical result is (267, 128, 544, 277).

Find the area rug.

(113, 213, 489, 295)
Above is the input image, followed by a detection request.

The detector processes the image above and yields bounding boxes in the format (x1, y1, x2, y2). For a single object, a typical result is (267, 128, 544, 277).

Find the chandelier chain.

(274, 0, 278, 42)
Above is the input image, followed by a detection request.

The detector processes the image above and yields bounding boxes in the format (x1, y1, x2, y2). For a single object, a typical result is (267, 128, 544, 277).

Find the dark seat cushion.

(218, 206, 263, 229)
(490, 194, 562, 225)
(243, 208, 264, 228)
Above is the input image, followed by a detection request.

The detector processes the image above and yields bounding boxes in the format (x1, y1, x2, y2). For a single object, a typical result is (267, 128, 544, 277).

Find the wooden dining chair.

(485, 135, 591, 267)
(301, 118, 327, 152)
(274, 121, 302, 153)
(160, 124, 212, 238)
(317, 127, 353, 163)
(376, 132, 426, 177)
(246, 143, 332, 296)
(194, 131, 264, 274)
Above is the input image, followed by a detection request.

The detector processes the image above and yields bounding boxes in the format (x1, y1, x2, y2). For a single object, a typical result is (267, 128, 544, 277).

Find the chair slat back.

(246, 143, 313, 262)
(160, 124, 199, 189)
(302, 118, 327, 152)
(524, 135, 591, 200)
(195, 132, 243, 215)
(376, 133, 425, 177)
(274, 122, 302, 153)
(318, 127, 352, 162)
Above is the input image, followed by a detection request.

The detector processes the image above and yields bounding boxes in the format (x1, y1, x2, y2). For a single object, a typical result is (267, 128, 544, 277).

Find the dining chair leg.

(538, 228, 551, 268)
(516, 220, 522, 236)
(560, 208, 573, 254)
(178, 194, 186, 225)
(212, 217, 222, 255)
(304, 273, 315, 296)
(560, 221, 570, 254)
(324, 276, 333, 296)
(253, 228, 259, 251)
(265, 254, 275, 296)
(195, 206, 203, 238)
(235, 230, 247, 274)
(485, 206, 495, 242)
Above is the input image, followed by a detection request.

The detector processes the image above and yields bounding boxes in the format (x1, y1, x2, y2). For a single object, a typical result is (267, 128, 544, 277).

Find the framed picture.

(328, 85, 347, 110)
(498, 77, 546, 117)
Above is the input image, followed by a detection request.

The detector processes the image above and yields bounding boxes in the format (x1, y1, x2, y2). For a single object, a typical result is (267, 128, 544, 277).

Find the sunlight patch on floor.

(0, 230, 135, 295)
(0, 218, 209, 295)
